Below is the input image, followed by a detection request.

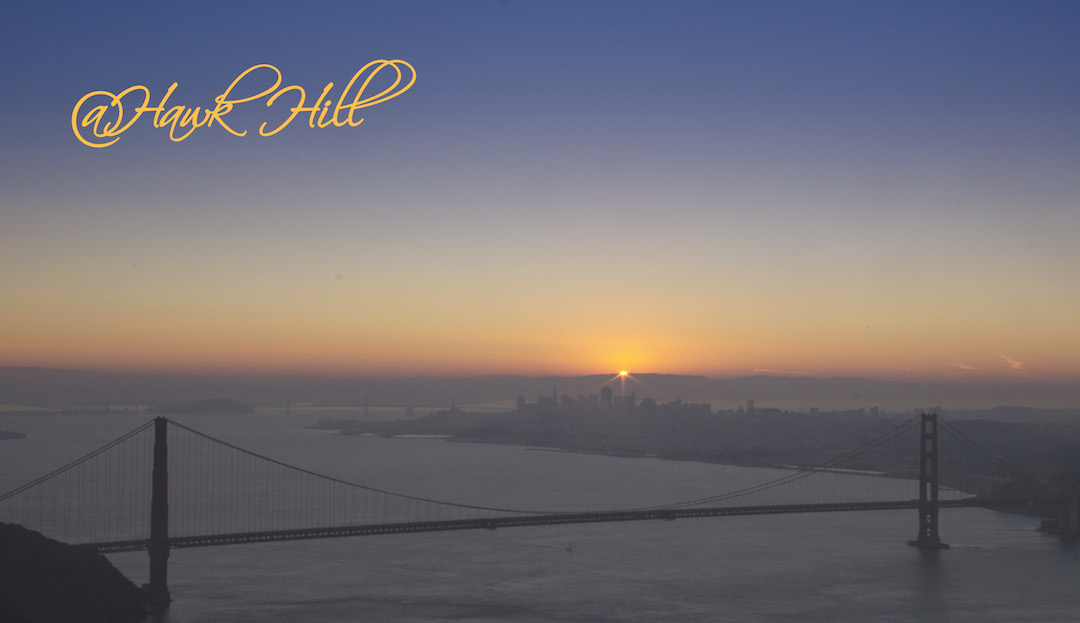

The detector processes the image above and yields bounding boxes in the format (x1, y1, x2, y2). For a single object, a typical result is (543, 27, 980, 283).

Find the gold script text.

(71, 61, 416, 148)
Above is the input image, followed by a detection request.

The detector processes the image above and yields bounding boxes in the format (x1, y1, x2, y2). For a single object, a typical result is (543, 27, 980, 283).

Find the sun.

(619, 370, 629, 377)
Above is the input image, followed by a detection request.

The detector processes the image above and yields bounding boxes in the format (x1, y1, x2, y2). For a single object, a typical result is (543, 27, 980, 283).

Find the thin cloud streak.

(998, 353, 1029, 374)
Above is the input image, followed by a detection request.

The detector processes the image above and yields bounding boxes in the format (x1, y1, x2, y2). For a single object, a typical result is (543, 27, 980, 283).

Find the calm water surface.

(1, 412, 1077, 622)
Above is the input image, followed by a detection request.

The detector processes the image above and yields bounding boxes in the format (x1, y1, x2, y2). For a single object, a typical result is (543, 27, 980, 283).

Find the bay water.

(1, 412, 1076, 622)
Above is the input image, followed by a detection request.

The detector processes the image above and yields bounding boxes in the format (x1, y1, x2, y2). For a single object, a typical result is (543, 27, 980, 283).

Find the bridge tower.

(908, 412, 949, 550)
(147, 416, 172, 606)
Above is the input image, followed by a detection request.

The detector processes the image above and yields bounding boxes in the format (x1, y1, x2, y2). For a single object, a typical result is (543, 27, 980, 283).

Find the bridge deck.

(89, 499, 992, 553)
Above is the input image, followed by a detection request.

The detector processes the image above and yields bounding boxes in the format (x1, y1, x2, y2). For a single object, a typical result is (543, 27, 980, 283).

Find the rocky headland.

(0, 522, 146, 623)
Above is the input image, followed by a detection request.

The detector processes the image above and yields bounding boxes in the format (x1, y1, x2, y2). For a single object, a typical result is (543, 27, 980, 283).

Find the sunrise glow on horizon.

(3, 2, 1079, 384)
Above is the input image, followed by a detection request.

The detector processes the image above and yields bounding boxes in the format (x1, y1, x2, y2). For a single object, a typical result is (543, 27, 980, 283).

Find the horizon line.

(0, 365, 1073, 385)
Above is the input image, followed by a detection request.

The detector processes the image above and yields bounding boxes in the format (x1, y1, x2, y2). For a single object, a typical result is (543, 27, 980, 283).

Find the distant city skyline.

(3, 2, 1079, 382)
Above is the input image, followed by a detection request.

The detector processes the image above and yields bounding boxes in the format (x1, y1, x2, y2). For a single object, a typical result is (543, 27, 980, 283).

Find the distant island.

(0, 430, 26, 441)
(160, 398, 254, 415)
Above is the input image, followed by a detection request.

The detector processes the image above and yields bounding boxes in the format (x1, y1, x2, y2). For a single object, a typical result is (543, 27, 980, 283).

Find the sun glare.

(619, 370, 629, 376)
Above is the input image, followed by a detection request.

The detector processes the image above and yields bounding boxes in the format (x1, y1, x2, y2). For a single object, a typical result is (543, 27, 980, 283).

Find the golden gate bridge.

(0, 413, 1073, 606)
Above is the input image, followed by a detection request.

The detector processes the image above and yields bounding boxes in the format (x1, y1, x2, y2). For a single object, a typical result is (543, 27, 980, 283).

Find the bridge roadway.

(89, 498, 995, 554)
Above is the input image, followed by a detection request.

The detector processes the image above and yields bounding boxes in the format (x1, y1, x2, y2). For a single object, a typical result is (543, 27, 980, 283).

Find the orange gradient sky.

(3, 2, 1079, 382)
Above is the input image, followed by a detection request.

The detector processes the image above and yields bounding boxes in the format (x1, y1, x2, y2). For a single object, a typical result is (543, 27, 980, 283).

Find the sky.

(2, 1, 1079, 381)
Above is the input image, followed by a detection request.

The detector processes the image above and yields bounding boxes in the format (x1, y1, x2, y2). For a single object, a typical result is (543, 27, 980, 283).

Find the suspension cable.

(0, 418, 156, 502)
(632, 413, 922, 511)
(165, 418, 554, 515)
(937, 416, 1030, 482)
